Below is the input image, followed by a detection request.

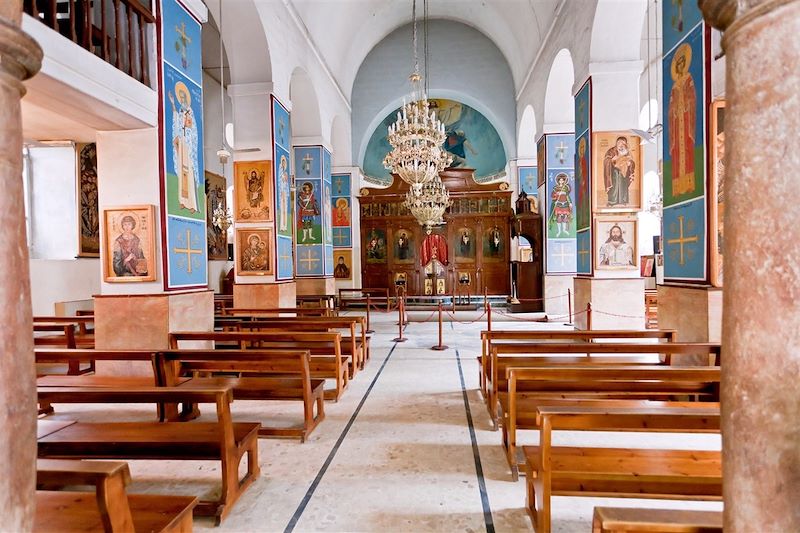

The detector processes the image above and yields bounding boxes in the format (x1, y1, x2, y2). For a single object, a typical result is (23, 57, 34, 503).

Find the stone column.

(700, 1, 800, 530)
(0, 3, 42, 529)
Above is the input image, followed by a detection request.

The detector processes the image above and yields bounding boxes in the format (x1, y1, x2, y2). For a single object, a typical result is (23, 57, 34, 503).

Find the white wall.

(96, 128, 164, 294)
(28, 145, 79, 260)
(29, 259, 100, 315)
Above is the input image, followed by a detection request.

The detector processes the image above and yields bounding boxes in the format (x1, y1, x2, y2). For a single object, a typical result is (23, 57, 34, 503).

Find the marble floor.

(46, 310, 723, 532)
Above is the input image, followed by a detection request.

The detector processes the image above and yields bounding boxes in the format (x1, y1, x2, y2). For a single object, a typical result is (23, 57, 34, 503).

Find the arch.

(289, 67, 323, 139)
(351, 19, 516, 171)
(517, 105, 537, 158)
(589, 0, 648, 63)
(543, 49, 575, 127)
(330, 115, 350, 167)
(204, 0, 271, 84)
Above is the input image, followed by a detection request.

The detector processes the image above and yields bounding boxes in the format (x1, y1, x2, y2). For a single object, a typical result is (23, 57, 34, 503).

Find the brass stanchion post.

(393, 297, 406, 342)
(366, 294, 374, 333)
(431, 301, 448, 351)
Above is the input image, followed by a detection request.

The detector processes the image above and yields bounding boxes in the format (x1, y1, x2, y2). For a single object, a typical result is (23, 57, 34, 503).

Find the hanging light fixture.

(383, 0, 452, 196)
(405, 175, 451, 234)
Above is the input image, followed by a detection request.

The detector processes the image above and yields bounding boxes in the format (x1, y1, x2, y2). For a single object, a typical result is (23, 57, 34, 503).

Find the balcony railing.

(24, 0, 155, 87)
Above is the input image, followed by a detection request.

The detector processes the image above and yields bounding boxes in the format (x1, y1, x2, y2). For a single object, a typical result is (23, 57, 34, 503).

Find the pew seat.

(592, 506, 723, 533)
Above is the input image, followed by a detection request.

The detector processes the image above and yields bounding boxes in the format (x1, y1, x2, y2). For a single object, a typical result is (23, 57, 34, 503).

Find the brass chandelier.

(383, 0, 452, 197)
(405, 175, 451, 234)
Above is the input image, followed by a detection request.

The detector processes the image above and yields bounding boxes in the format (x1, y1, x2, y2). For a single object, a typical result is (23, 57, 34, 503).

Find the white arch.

(289, 67, 323, 139)
(543, 49, 575, 128)
(589, 0, 648, 64)
(517, 105, 537, 158)
(330, 115, 350, 166)
(205, 0, 271, 84)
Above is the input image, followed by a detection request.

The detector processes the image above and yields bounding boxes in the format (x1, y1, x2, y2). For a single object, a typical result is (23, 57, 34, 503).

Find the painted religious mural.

(293, 145, 333, 277)
(541, 134, 577, 274)
(234, 161, 272, 222)
(574, 79, 592, 275)
(205, 171, 227, 260)
(709, 100, 725, 287)
(661, 10, 709, 282)
(272, 95, 294, 279)
(160, 0, 207, 288)
(76, 143, 99, 257)
(517, 166, 538, 198)
(331, 172, 352, 248)
(594, 216, 638, 271)
(363, 99, 507, 184)
(592, 132, 643, 212)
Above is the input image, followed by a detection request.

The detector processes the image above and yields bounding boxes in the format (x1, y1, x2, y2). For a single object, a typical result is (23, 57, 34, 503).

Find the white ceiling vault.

(286, 0, 563, 99)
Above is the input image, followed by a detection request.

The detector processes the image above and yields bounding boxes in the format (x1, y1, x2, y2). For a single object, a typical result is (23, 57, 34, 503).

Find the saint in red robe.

(668, 46, 697, 196)
(420, 234, 449, 267)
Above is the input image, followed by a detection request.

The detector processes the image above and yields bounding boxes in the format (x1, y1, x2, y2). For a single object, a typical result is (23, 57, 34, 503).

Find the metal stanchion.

(392, 297, 406, 342)
(487, 302, 492, 332)
(431, 302, 448, 351)
(366, 294, 374, 334)
(586, 302, 592, 330)
(564, 288, 574, 326)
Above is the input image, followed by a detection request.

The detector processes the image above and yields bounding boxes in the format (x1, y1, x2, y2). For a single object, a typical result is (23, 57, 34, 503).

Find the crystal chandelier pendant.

(404, 174, 451, 234)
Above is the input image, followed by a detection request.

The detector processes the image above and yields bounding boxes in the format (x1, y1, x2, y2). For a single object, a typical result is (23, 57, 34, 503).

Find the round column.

(701, 0, 800, 530)
(0, 2, 42, 529)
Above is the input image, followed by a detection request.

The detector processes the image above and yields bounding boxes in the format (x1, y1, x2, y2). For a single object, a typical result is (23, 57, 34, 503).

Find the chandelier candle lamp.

(405, 174, 451, 234)
(383, 0, 452, 197)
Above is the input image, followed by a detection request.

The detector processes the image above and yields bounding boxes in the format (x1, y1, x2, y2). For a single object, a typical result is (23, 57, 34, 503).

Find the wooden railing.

(24, 0, 155, 87)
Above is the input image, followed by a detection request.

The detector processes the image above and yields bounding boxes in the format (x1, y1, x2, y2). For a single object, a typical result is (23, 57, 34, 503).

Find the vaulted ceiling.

(287, 0, 563, 98)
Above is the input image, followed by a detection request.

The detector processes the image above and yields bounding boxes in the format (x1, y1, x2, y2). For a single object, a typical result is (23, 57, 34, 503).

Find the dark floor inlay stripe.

(455, 348, 495, 533)
(283, 340, 400, 533)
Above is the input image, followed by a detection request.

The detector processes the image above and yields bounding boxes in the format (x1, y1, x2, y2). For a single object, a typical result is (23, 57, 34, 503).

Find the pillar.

(700, 0, 800, 530)
(0, 2, 42, 528)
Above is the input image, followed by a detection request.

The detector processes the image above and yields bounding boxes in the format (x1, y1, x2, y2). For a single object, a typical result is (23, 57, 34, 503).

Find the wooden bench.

(220, 307, 336, 317)
(488, 341, 720, 428)
(592, 507, 722, 533)
(505, 364, 721, 479)
(37, 386, 260, 524)
(35, 459, 197, 532)
(169, 331, 349, 401)
(156, 349, 325, 441)
(34, 316, 95, 346)
(479, 329, 678, 401)
(525, 403, 722, 533)
(238, 316, 370, 375)
(34, 349, 161, 415)
(338, 288, 390, 311)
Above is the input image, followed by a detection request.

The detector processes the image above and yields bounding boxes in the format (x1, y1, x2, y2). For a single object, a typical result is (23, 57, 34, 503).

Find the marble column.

(700, 1, 800, 530)
(0, 2, 42, 529)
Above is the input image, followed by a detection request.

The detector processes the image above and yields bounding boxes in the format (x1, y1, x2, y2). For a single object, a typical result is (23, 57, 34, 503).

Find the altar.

(358, 168, 512, 296)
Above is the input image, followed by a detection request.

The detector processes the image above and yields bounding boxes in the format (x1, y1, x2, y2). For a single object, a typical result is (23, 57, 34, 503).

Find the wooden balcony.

(24, 0, 155, 87)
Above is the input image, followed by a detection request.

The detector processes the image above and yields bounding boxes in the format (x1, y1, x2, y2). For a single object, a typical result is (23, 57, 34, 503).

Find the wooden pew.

(220, 307, 335, 317)
(37, 386, 260, 524)
(156, 349, 325, 441)
(338, 288, 390, 311)
(525, 403, 722, 533)
(169, 331, 349, 401)
(35, 459, 197, 532)
(238, 316, 369, 374)
(488, 341, 720, 429)
(592, 507, 722, 533)
(479, 329, 678, 401)
(34, 348, 161, 415)
(505, 364, 720, 480)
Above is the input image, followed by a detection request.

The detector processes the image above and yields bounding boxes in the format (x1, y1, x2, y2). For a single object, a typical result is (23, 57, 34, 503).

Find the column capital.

(0, 16, 42, 95)
(227, 82, 275, 98)
(700, 0, 798, 34)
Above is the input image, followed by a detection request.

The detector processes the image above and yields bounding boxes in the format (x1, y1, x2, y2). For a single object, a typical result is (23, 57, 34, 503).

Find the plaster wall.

(96, 128, 165, 294)
(29, 259, 100, 315)
(27, 145, 78, 260)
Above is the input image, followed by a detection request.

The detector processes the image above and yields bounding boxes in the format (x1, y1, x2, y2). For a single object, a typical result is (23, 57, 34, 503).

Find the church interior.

(2, 0, 798, 531)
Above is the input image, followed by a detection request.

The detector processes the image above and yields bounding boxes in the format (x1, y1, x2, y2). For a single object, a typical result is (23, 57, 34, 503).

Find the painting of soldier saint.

(455, 227, 475, 261)
(296, 181, 322, 244)
(236, 228, 273, 275)
(595, 217, 638, 271)
(234, 161, 272, 222)
(103, 205, 156, 282)
(333, 249, 352, 280)
(547, 172, 575, 239)
(394, 228, 415, 263)
(592, 132, 642, 211)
